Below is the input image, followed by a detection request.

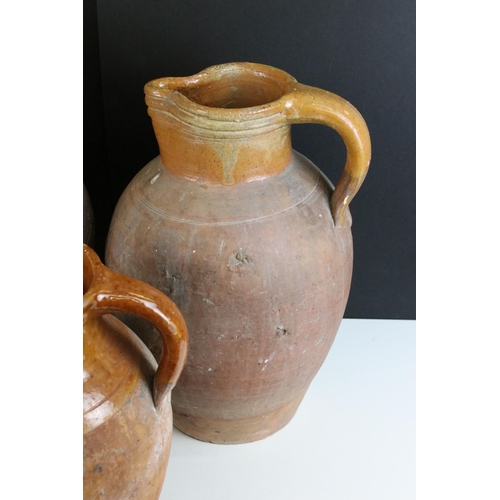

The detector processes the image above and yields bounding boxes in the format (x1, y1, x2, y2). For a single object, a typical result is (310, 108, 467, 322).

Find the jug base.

(173, 393, 305, 444)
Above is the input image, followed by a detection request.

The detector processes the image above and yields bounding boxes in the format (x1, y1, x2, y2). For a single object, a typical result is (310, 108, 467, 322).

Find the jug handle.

(283, 83, 371, 228)
(83, 245, 188, 411)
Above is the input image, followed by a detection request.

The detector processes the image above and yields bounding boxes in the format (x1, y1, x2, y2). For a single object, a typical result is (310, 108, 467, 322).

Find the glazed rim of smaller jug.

(145, 63, 300, 131)
(83, 245, 107, 314)
(83, 247, 95, 296)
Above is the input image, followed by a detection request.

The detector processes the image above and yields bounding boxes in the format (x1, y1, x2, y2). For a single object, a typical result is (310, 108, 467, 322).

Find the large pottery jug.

(105, 62, 371, 444)
(83, 244, 188, 498)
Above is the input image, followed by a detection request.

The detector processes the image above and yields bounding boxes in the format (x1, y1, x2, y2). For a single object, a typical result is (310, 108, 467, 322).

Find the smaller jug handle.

(283, 83, 372, 228)
(83, 245, 188, 411)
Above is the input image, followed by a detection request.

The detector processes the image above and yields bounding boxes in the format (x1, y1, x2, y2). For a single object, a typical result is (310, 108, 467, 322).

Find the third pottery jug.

(105, 62, 371, 444)
(83, 183, 94, 247)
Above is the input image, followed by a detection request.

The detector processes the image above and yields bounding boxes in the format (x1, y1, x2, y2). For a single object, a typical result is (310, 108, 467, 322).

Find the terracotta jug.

(83, 244, 188, 498)
(105, 62, 371, 444)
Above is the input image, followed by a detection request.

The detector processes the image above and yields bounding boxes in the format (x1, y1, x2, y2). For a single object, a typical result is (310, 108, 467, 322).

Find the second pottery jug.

(83, 245, 188, 498)
(106, 62, 371, 444)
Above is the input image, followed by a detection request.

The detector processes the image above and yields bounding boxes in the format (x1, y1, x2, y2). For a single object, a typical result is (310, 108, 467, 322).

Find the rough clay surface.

(106, 152, 353, 443)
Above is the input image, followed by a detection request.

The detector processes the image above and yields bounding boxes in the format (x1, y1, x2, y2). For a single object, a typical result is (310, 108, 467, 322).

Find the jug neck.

(144, 63, 298, 185)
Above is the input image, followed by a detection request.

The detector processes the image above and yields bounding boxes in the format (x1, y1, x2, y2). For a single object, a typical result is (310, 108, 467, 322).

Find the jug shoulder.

(115, 151, 332, 226)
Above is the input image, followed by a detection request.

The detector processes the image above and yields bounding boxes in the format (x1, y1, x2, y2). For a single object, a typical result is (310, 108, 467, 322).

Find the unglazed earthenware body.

(83, 245, 188, 498)
(105, 63, 371, 444)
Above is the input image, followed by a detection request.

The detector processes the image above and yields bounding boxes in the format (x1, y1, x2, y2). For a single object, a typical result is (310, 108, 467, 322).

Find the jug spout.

(144, 63, 298, 185)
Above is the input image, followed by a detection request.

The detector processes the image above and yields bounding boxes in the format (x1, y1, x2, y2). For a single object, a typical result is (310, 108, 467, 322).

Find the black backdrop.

(83, 0, 415, 320)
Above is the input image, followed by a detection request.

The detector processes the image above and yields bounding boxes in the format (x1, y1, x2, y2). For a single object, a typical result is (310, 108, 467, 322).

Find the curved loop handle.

(283, 83, 371, 228)
(83, 244, 188, 410)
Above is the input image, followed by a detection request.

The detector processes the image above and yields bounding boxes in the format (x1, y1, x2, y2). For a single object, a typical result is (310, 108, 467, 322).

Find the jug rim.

(144, 62, 299, 123)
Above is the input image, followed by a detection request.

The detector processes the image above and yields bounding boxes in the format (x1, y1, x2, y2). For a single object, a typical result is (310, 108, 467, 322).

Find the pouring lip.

(144, 62, 299, 121)
(83, 244, 107, 319)
(83, 244, 96, 296)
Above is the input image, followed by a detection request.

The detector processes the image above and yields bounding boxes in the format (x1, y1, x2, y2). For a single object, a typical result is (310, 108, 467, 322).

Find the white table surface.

(160, 319, 416, 500)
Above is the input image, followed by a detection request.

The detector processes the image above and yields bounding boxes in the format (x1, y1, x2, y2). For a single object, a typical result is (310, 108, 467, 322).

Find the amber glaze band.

(144, 62, 371, 227)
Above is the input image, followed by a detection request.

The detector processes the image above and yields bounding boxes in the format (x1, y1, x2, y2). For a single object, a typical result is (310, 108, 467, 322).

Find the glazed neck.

(144, 63, 297, 185)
